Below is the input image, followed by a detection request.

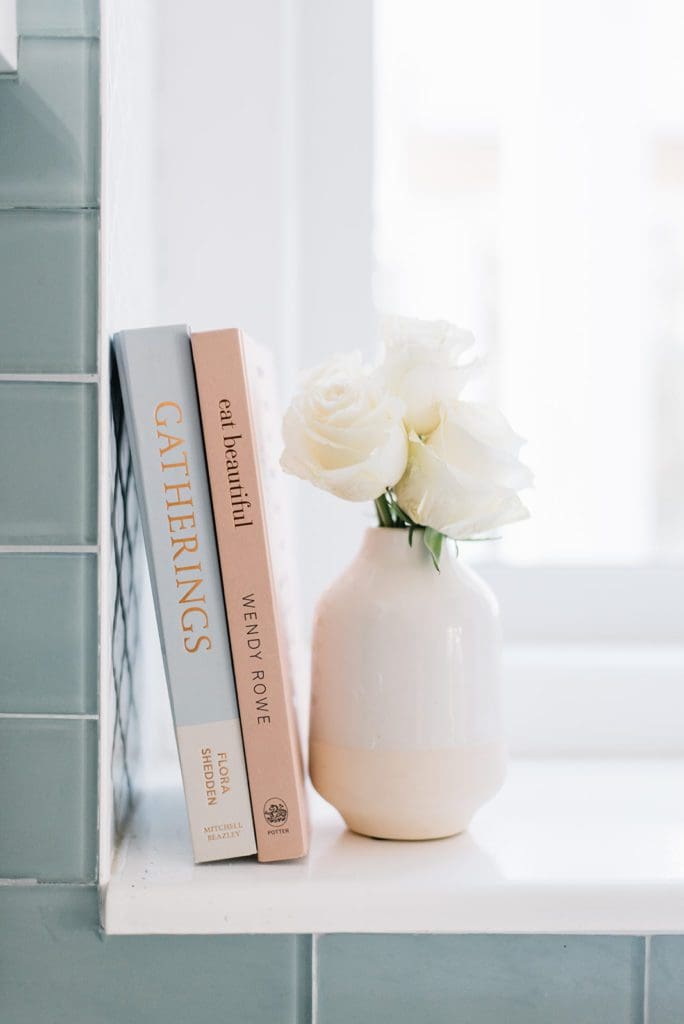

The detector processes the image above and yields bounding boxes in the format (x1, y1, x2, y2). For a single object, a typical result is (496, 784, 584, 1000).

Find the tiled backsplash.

(0, 381, 97, 543)
(0, 37, 98, 206)
(649, 938, 684, 1023)
(2, 887, 310, 1024)
(0, 210, 97, 372)
(17, 0, 99, 37)
(0, 0, 101, 915)
(0, 716, 97, 881)
(0, 553, 97, 713)
(1, 2, 683, 1022)
(316, 934, 645, 1024)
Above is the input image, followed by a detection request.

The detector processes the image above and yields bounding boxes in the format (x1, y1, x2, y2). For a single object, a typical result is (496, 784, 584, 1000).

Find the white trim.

(0, 0, 16, 74)
(0, 373, 98, 383)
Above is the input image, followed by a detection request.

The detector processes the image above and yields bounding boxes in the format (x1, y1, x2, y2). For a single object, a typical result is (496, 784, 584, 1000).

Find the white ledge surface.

(104, 759, 684, 935)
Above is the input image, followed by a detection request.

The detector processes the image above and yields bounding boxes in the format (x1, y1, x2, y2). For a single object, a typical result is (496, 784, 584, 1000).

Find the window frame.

(295, 1, 684, 758)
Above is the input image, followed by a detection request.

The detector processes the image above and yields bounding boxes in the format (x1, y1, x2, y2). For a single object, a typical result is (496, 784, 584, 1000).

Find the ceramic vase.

(309, 527, 506, 840)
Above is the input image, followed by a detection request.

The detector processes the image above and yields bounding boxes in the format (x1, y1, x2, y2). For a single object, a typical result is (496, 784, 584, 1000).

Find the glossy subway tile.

(0, 210, 97, 373)
(648, 936, 684, 1024)
(0, 37, 98, 206)
(316, 934, 645, 1024)
(0, 553, 97, 713)
(0, 717, 97, 880)
(0, 887, 307, 1024)
(18, 0, 99, 37)
(0, 381, 97, 544)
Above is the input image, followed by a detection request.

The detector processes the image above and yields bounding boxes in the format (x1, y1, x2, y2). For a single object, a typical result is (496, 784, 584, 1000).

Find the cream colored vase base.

(309, 528, 507, 842)
(310, 739, 506, 840)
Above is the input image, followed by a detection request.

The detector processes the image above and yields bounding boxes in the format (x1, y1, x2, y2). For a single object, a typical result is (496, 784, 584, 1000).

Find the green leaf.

(423, 527, 444, 572)
(389, 499, 413, 526)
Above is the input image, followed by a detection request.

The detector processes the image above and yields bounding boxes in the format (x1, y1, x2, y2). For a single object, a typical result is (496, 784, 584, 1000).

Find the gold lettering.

(154, 398, 212, 652)
(181, 606, 209, 632)
(154, 400, 183, 427)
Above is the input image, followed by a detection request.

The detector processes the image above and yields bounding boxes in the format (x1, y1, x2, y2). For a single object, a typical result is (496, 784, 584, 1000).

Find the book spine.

(112, 325, 256, 862)
(192, 329, 309, 861)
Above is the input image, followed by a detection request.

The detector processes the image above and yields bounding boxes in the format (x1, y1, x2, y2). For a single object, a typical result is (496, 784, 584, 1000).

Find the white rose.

(280, 352, 408, 502)
(382, 315, 478, 435)
(394, 401, 532, 538)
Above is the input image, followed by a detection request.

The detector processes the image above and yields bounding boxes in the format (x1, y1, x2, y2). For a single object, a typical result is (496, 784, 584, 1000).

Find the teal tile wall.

(18, 0, 99, 37)
(0, 887, 309, 1024)
(0, 210, 97, 372)
(0, 717, 97, 880)
(0, 382, 97, 543)
(648, 937, 684, 1023)
(0, 554, 97, 713)
(316, 934, 645, 1024)
(0, 37, 98, 206)
(0, 0, 100, 918)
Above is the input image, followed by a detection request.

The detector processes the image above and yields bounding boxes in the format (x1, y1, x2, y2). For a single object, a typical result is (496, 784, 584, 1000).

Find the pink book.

(191, 328, 309, 862)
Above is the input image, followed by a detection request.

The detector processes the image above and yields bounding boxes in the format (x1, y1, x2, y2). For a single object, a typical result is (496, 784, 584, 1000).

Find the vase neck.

(359, 525, 453, 569)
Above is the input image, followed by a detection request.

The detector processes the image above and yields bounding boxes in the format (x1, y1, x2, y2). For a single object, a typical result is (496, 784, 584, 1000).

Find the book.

(191, 328, 309, 862)
(112, 324, 257, 863)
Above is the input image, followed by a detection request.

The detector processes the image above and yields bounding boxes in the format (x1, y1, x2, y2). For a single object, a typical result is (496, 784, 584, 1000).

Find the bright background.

(106, 0, 684, 736)
(375, 0, 684, 566)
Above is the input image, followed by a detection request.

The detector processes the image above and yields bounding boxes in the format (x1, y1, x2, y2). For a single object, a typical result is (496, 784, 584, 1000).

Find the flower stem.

(374, 493, 394, 528)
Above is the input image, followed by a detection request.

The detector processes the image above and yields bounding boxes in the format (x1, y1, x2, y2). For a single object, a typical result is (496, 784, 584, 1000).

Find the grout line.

(0, 879, 96, 887)
(19, 34, 100, 42)
(0, 545, 99, 554)
(0, 713, 98, 721)
(311, 934, 319, 1024)
(95, 132, 110, 887)
(0, 205, 99, 212)
(0, 373, 98, 383)
(643, 935, 651, 1024)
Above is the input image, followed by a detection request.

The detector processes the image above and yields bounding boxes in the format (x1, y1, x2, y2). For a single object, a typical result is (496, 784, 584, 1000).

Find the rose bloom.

(394, 401, 532, 538)
(382, 315, 478, 435)
(280, 352, 408, 502)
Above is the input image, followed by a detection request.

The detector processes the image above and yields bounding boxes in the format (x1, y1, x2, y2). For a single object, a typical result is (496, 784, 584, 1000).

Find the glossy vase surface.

(309, 527, 506, 840)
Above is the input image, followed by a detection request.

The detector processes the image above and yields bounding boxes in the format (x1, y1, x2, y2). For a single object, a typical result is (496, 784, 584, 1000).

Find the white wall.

(105, 0, 376, 629)
(293, 0, 376, 624)
(101, 2, 378, 819)
(105, 1, 298, 358)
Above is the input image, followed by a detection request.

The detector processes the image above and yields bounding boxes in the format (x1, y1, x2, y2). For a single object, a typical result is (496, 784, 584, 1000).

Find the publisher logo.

(263, 797, 288, 827)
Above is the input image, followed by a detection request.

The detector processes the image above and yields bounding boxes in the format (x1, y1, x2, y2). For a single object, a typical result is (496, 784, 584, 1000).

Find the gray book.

(113, 324, 256, 862)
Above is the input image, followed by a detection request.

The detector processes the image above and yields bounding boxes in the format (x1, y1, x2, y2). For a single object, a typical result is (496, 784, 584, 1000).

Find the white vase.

(309, 527, 506, 840)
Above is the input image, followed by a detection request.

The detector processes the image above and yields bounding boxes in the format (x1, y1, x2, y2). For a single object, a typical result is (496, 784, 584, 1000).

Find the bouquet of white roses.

(280, 316, 532, 569)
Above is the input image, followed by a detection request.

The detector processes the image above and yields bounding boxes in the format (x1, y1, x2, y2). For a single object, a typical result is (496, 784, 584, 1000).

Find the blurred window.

(375, 0, 684, 565)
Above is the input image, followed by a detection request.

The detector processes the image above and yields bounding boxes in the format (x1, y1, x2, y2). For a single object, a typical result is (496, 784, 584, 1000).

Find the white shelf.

(104, 758, 684, 935)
